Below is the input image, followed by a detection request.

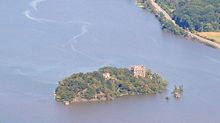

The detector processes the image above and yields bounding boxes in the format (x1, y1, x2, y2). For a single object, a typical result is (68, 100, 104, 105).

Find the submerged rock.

(172, 85, 183, 99)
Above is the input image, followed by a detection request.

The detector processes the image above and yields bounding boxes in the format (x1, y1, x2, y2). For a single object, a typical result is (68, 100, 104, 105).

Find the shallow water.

(0, 0, 220, 123)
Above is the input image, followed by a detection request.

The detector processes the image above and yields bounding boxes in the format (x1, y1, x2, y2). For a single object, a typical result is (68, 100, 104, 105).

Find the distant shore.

(137, 0, 220, 49)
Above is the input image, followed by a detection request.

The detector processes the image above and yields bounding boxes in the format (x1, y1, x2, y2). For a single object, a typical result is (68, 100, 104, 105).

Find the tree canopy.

(155, 0, 220, 32)
(55, 67, 167, 104)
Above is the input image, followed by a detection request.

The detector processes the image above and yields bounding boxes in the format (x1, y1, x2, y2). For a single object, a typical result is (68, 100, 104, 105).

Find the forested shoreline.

(155, 0, 220, 32)
(137, 0, 220, 48)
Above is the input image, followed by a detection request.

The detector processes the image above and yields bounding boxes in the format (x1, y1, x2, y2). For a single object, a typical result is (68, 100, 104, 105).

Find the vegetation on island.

(55, 67, 167, 105)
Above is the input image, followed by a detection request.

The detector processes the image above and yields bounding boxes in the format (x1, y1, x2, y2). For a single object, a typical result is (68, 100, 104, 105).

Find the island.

(54, 65, 167, 105)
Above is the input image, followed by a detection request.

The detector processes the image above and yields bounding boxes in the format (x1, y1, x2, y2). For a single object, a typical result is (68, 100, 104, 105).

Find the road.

(149, 0, 220, 49)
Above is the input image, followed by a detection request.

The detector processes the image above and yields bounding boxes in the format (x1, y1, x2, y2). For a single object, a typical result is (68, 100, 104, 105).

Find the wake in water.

(24, 10, 57, 23)
(30, 0, 46, 11)
(206, 56, 220, 64)
(23, 0, 115, 70)
(62, 21, 91, 47)
(24, 0, 58, 23)
(24, 0, 91, 46)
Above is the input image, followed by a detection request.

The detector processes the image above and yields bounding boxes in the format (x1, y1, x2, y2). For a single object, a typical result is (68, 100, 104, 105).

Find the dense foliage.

(55, 67, 167, 103)
(137, 0, 187, 36)
(155, 0, 220, 32)
(157, 13, 187, 36)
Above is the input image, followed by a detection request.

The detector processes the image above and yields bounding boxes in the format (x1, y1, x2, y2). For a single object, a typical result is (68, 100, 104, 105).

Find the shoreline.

(137, 0, 220, 49)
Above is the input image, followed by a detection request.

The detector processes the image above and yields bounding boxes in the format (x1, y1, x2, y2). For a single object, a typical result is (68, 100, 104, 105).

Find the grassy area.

(197, 32, 220, 43)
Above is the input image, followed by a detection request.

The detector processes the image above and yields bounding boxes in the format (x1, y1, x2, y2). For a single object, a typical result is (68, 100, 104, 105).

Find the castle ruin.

(130, 65, 145, 78)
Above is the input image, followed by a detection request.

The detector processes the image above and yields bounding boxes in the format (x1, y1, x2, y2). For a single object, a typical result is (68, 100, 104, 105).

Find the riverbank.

(137, 0, 220, 49)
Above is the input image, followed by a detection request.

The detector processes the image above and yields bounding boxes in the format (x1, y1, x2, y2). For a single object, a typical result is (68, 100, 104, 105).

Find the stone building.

(102, 72, 111, 80)
(130, 65, 145, 78)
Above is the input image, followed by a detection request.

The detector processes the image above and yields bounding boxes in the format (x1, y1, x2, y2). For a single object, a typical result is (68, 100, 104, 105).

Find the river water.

(0, 0, 220, 123)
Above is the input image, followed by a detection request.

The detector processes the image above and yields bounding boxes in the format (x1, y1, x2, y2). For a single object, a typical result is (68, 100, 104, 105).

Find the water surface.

(0, 0, 220, 123)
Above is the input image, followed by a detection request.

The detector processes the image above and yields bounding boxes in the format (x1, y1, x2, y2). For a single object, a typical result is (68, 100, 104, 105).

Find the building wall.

(130, 65, 145, 78)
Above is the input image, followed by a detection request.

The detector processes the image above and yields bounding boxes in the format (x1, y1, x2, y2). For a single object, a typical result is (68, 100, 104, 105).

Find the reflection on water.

(0, 0, 220, 123)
